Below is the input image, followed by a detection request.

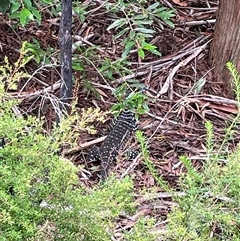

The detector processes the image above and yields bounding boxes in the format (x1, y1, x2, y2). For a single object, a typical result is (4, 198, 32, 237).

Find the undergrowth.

(1, 57, 239, 241)
(1, 0, 175, 109)
(136, 63, 240, 240)
(0, 45, 156, 240)
(86, 53, 240, 241)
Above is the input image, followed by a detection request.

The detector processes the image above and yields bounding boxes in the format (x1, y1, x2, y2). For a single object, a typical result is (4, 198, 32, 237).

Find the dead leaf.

(172, 0, 187, 7)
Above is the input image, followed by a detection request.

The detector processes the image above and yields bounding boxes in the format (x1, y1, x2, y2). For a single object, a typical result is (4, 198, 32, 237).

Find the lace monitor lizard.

(89, 110, 137, 181)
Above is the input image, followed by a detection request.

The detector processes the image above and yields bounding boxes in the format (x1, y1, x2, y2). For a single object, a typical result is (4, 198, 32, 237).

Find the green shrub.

(0, 45, 156, 240)
(0, 91, 157, 240)
(162, 63, 240, 240)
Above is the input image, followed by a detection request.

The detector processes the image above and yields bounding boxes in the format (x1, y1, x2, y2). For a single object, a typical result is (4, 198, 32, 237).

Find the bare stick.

(57, 0, 73, 123)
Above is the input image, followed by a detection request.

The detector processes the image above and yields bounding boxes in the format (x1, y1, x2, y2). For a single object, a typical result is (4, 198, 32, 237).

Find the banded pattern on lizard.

(89, 110, 137, 181)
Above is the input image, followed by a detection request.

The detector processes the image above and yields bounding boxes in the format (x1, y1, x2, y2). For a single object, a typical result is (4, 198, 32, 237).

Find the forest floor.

(0, 0, 238, 235)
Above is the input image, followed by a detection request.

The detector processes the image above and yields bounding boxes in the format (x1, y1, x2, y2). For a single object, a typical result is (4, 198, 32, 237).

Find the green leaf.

(122, 40, 135, 58)
(107, 69, 113, 79)
(125, 40, 135, 50)
(141, 42, 161, 56)
(192, 77, 206, 94)
(23, 0, 32, 9)
(132, 15, 148, 20)
(72, 60, 84, 71)
(31, 8, 41, 24)
(0, 0, 10, 14)
(149, 48, 161, 56)
(133, 20, 153, 26)
(10, 11, 20, 19)
(121, 49, 131, 58)
(20, 8, 33, 26)
(41, 0, 52, 3)
(147, 2, 160, 11)
(152, 7, 166, 14)
(163, 18, 175, 28)
(107, 18, 127, 31)
(134, 27, 155, 34)
(142, 42, 156, 50)
(72, 64, 84, 71)
(10, 2, 21, 13)
(138, 48, 145, 59)
(114, 28, 129, 39)
(100, 64, 110, 72)
(159, 10, 174, 18)
(129, 30, 136, 39)
(142, 102, 150, 112)
(111, 103, 122, 112)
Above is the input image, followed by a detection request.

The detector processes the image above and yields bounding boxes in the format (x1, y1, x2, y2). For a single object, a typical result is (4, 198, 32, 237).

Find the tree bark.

(57, 0, 72, 122)
(209, 0, 240, 98)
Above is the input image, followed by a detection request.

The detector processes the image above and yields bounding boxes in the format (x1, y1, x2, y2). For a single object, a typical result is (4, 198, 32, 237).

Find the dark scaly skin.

(89, 111, 137, 181)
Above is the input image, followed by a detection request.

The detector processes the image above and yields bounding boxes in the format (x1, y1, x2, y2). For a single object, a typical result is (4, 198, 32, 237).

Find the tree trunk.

(209, 0, 240, 98)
